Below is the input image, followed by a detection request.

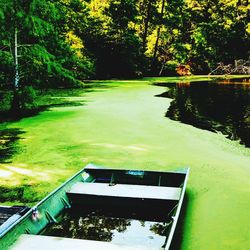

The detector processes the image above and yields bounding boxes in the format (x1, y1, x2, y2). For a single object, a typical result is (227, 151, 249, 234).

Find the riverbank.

(1, 75, 249, 122)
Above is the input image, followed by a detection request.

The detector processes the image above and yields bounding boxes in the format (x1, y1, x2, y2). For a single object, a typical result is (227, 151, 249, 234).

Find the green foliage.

(0, 0, 95, 90)
(0, 0, 248, 90)
(82, 0, 145, 78)
(106, 0, 138, 29)
(0, 51, 13, 87)
(0, 91, 12, 112)
(141, 0, 249, 74)
(19, 86, 37, 110)
(164, 61, 179, 75)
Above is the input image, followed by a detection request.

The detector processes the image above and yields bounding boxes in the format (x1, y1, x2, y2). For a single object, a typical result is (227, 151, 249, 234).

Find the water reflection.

(46, 211, 130, 241)
(43, 208, 167, 247)
(156, 80, 250, 147)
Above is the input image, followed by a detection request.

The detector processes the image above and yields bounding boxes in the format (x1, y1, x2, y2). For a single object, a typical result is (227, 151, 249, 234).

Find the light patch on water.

(0, 169, 13, 178)
(111, 220, 165, 248)
(81, 158, 90, 163)
(3, 165, 50, 181)
(36, 172, 51, 181)
(49, 106, 84, 112)
(17, 163, 28, 167)
(5, 166, 33, 176)
(126, 145, 147, 151)
(90, 142, 119, 148)
(50, 96, 85, 101)
(90, 142, 147, 152)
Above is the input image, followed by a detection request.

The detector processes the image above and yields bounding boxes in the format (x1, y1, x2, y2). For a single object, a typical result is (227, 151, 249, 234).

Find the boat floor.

(11, 235, 161, 250)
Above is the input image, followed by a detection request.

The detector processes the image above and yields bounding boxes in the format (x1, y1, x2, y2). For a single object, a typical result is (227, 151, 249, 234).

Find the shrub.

(176, 64, 192, 76)
(19, 86, 37, 110)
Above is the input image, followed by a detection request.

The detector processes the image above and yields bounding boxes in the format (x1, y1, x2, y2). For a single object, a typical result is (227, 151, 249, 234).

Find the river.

(0, 77, 250, 249)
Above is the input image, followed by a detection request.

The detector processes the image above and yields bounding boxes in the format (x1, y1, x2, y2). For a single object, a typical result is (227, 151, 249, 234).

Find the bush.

(164, 60, 179, 75)
(19, 86, 37, 110)
(176, 64, 192, 76)
(0, 91, 12, 112)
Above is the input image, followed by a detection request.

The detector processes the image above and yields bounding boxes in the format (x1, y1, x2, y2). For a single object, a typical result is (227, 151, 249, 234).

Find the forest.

(0, 0, 249, 87)
(0, 1, 250, 249)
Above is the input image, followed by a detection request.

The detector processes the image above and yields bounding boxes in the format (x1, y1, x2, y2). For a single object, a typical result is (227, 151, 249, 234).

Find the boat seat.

(68, 182, 181, 201)
(11, 235, 160, 250)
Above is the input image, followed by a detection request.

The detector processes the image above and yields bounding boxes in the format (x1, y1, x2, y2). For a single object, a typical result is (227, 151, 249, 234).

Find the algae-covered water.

(0, 77, 250, 249)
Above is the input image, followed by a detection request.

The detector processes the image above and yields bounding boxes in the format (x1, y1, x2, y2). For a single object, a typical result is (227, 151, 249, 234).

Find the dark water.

(155, 80, 250, 147)
(42, 207, 170, 248)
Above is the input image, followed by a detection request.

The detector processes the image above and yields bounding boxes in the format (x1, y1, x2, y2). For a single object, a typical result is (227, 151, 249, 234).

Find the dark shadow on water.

(0, 128, 25, 163)
(0, 98, 86, 123)
(0, 101, 85, 163)
(0, 83, 114, 123)
(0, 184, 40, 203)
(155, 79, 250, 148)
(0, 83, 114, 164)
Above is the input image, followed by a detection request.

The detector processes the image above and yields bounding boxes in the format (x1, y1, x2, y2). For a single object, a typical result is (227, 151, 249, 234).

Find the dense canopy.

(0, 0, 249, 87)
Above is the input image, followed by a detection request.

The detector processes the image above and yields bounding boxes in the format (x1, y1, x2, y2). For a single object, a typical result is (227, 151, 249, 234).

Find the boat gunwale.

(84, 163, 189, 175)
(164, 167, 190, 249)
(0, 166, 86, 239)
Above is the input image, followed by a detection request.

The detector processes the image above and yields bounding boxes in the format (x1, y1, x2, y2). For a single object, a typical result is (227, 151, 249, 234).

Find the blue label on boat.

(126, 170, 144, 177)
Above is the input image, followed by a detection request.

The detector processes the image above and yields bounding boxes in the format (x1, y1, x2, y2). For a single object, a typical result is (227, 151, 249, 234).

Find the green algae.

(0, 77, 250, 249)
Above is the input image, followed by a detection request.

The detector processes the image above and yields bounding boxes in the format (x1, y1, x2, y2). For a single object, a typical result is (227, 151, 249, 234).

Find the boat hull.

(0, 164, 189, 250)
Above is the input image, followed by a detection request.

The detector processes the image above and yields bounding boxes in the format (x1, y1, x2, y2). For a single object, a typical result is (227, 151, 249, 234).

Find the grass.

(0, 75, 250, 249)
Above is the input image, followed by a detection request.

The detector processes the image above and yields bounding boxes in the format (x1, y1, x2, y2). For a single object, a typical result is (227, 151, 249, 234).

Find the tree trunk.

(142, 0, 153, 51)
(14, 26, 20, 90)
(159, 59, 166, 76)
(153, 0, 165, 59)
(11, 26, 21, 114)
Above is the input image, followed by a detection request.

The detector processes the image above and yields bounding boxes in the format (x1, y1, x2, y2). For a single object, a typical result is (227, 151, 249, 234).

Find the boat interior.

(1, 165, 189, 250)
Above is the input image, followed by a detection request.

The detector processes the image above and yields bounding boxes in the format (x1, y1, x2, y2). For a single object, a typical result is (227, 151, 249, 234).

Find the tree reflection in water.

(45, 210, 130, 241)
(156, 80, 250, 147)
(43, 208, 168, 247)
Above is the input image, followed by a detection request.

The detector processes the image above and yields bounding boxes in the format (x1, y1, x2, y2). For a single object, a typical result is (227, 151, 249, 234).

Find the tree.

(139, 0, 157, 51)
(0, 0, 95, 88)
(0, 0, 249, 84)
(82, 0, 145, 78)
